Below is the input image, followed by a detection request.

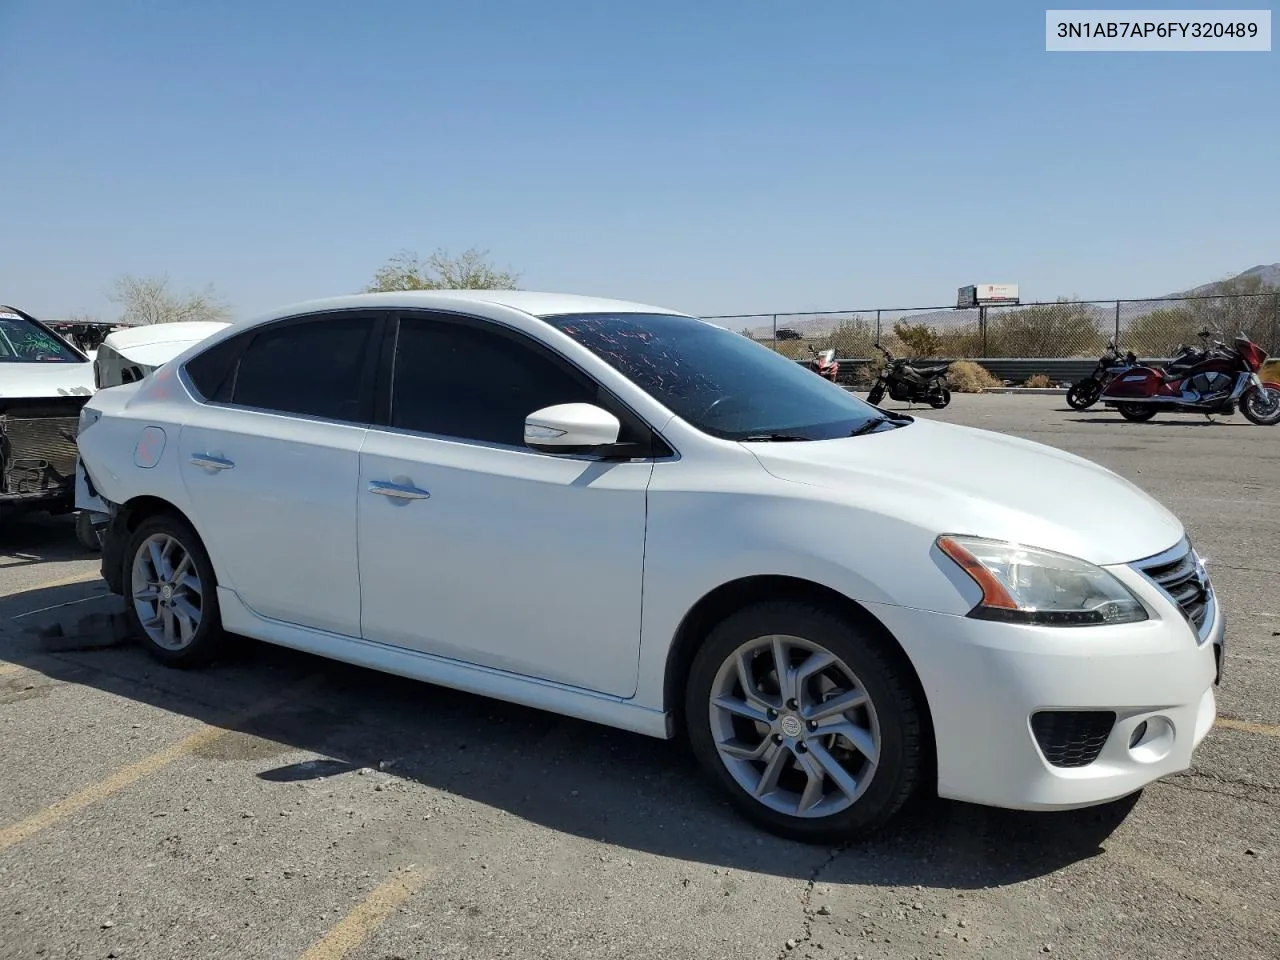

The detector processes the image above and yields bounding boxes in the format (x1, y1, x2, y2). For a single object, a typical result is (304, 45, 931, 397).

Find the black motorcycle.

(1066, 338, 1138, 410)
(865, 343, 951, 408)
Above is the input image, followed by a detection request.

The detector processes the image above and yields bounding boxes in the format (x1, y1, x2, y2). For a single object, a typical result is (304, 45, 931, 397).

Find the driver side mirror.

(524, 403, 621, 454)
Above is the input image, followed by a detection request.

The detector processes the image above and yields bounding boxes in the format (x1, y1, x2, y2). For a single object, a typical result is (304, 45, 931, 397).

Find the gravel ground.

(0, 394, 1276, 960)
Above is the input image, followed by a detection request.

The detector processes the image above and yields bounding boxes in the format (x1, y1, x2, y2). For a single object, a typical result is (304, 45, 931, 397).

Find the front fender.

(631, 483, 978, 709)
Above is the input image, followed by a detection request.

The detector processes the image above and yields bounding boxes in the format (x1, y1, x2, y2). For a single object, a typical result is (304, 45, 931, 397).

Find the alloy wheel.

(708, 634, 881, 818)
(131, 533, 204, 650)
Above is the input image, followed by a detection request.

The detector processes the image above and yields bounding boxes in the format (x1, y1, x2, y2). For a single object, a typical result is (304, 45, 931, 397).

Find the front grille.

(1031, 710, 1116, 768)
(1134, 540, 1212, 639)
(0, 415, 81, 495)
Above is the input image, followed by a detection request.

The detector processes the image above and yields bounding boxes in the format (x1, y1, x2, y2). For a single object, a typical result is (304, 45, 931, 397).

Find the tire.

(684, 600, 924, 844)
(928, 386, 951, 409)
(75, 511, 102, 552)
(1241, 384, 1280, 426)
(1117, 403, 1157, 422)
(1066, 380, 1101, 410)
(866, 383, 885, 406)
(124, 513, 226, 667)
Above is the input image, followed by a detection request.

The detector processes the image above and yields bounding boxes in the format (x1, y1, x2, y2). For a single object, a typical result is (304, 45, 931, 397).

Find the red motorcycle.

(805, 346, 839, 382)
(1099, 331, 1280, 425)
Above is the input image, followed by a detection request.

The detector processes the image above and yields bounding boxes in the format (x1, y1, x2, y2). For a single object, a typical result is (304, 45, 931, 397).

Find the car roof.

(235, 290, 691, 328)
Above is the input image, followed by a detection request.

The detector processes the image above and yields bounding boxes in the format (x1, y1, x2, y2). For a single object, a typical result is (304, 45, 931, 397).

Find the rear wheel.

(1241, 384, 1280, 425)
(866, 383, 885, 406)
(1066, 379, 1101, 410)
(684, 600, 924, 843)
(1117, 403, 1157, 422)
(125, 513, 226, 667)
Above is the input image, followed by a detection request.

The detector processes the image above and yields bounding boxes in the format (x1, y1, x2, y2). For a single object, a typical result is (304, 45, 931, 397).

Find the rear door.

(176, 310, 382, 637)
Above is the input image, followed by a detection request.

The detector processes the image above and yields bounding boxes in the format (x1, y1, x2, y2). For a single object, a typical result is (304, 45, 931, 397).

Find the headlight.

(937, 535, 1148, 626)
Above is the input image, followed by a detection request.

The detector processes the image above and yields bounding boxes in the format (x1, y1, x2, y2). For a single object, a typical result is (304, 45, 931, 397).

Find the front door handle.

(190, 453, 235, 471)
(368, 480, 431, 501)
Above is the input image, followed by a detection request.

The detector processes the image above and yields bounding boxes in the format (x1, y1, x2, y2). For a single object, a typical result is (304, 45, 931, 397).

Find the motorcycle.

(1066, 338, 1139, 410)
(865, 343, 951, 408)
(805, 346, 840, 382)
(1099, 330, 1280, 425)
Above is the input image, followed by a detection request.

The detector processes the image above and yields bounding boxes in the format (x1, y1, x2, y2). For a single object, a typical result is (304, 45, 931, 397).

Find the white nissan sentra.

(75, 291, 1223, 842)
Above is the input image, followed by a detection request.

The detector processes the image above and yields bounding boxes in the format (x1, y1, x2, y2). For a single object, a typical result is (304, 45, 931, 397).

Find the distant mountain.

(1164, 262, 1280, 298)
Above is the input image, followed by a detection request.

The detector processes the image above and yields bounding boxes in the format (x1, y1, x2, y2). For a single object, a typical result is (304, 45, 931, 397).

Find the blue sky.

(1, 0, 1275, 321)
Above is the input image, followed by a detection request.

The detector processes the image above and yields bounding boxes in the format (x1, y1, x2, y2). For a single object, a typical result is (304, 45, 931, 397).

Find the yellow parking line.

(1217, 716, 1280, 738)
(0, 674, 325, 853)
(298, 867, 428, 960)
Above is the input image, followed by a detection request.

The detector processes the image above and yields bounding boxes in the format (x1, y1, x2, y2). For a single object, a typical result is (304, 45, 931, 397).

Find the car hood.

(0, 362, 95, 399)
(746, 417, 1183, 566)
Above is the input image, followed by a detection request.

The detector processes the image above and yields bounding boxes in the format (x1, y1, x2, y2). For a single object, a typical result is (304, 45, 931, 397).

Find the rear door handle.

(190, 453, 235, 471)
(368, 480, 431, 501)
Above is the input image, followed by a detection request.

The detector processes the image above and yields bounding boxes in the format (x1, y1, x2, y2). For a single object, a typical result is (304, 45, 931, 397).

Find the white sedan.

(75, 291, 1223, 841)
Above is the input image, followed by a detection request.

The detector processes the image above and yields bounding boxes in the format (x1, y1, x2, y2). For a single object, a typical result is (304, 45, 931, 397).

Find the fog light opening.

(1129, 721, 1149, 749)
(1128, 715, 1175, 763)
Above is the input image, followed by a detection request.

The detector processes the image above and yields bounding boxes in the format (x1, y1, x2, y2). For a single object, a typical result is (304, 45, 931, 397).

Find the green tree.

(1121, 306, 1199, 356)
(983, 299, 1105, 358)
(109, 274, 232, 325)
(891, 321, 943, 356)
(367, 248, 520, 292)
(818, 316, 877, 357)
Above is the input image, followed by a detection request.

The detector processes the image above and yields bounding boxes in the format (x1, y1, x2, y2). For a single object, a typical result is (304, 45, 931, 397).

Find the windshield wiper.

(739, 433, 811, 442)
(849, 416, 896, 437)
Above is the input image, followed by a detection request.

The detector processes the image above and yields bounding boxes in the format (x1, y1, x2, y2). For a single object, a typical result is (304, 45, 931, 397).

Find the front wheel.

(1117, 403, 1157, 422)
(866, 383, 885, 406)
(1066, 379, 1101, 410)
(928, 386, 951, 409)
(125, 513, 226, 667)
(684, 601, 924, 844)
(1241, 384, 1280, 425)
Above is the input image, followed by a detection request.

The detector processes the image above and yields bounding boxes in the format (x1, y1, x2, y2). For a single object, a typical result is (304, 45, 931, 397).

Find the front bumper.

(864, 569, 1221, 811)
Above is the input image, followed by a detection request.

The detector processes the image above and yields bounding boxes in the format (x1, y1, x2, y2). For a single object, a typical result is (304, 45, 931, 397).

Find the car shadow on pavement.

(0, 512, 96, 568)
(2, 581, 1136, 890)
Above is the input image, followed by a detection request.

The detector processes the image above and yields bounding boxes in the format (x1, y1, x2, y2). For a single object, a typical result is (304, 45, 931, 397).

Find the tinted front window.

(230, 316, 373, 422)
(0, 312, 83, 363)
(392, 317, 596, 446)
(544, 312, 892, 440)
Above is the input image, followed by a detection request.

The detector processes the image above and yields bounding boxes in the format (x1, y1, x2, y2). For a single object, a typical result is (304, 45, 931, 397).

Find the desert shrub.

(1261, 358, 1280, 383)
(892, 321, 944, 357)
(948, 360, 1003, 393)
(1024, 373, 1055, 388)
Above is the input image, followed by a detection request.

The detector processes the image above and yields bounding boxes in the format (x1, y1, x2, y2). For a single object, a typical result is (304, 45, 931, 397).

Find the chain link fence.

(710, 292, 1280, 362)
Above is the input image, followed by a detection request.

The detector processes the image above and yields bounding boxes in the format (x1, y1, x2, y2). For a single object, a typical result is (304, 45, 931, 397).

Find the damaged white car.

(0, 305, 95, 522)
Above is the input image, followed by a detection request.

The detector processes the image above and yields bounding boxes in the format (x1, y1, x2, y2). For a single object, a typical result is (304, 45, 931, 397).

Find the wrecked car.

(0, 304, 96, 523)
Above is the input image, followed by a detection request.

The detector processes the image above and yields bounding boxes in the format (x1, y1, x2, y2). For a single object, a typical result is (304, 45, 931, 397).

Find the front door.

(357, 312, 652, 698)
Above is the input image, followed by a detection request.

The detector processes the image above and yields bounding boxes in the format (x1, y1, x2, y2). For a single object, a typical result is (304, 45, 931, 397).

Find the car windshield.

(544, 312, 901, 441)
(0, 312, 84, 363)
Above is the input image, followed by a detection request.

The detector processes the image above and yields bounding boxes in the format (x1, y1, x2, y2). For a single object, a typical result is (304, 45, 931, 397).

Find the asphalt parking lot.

(1, 394, 1277, 960)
